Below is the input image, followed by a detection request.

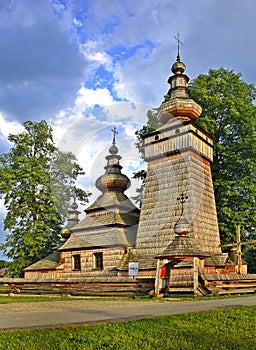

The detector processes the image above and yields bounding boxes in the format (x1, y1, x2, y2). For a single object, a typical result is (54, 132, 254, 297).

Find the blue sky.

(0, 0, 256, 259)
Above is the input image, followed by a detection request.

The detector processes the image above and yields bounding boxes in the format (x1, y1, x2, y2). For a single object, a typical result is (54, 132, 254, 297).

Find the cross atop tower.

(177, 192, 188, 215)
(174, 32, 183, 61)
(111, 127, 118, 142)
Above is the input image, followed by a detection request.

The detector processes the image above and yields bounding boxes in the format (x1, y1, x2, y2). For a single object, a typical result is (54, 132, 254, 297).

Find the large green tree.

(0, 120, 91, 276)
(134, 68, 256, 249)
(189, 68, 256, 244)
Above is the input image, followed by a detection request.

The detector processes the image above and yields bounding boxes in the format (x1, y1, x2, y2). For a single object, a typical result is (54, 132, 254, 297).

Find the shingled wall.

(135, 120, 221, 273)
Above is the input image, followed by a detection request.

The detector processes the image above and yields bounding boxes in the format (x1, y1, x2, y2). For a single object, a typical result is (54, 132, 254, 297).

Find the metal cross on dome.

(177, 192, 188, 215)
(111, 126, 118, 142)
(174, 32, 183, 60)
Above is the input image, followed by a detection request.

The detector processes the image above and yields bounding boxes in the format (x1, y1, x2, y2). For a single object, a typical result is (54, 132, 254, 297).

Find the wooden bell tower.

(135, 49, 222, 276)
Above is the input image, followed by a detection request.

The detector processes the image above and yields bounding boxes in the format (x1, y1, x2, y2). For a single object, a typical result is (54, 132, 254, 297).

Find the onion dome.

(159, 52, 202, 123)
(174, 215, 190, 235)
(66, 198, 80, 228)
(60, 198, 80, 239)
(84, 129, 139, 216)
(109, 142, 118, 155)
(171, 57, 186, 75)
(96, 140, 130, 193)
(70, 200, 78, 210)
(61, 226, 72, 239)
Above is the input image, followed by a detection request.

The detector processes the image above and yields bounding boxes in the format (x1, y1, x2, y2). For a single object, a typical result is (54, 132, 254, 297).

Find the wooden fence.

(0, 277, 155, 297)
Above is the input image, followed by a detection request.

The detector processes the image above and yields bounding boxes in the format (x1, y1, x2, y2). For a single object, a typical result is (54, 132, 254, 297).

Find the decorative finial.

(111, 127, 118, 143)
(174, 192, 190, 235)
(174, 32, 183, 61)
(70, 197, 78, 210)
(109, 127, 119, 155)
(177, 192, 188, 215)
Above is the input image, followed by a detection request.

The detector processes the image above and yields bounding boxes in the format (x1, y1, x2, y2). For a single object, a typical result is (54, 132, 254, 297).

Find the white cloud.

(73, 17, 83, 28)
(80, 41, 111, 66)
(55, 102, 148, 153)
(75, 86, 115, 109)
(51, 86, 117, 150)
(102, 103, 150, 124)
(0, 113, 23, 141)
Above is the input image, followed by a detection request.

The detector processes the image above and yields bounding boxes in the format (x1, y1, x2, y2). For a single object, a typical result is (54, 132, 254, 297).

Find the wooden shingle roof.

(59, 226, 137, 251)
(156, 235, 209, 259)
(204, 253, 235, 267)
(24, 251, 60, 271)
(85, 190, 139, 213)
(72, 211, 139, 231)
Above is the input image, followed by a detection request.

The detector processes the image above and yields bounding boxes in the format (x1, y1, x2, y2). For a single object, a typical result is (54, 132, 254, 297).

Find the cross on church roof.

(174, 32, 183, 61)
(177, 192, 188, 215)
(111, 127, 118, 142)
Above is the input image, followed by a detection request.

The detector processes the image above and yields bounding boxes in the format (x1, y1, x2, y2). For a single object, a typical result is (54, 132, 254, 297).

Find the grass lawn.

(0, 305, 255, 350)
(0, 293, 251, 304)
(0, 295, 79, 304)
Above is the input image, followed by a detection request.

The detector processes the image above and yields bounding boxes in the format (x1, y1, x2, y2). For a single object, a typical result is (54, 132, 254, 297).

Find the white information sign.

(128, 262, 139, 276)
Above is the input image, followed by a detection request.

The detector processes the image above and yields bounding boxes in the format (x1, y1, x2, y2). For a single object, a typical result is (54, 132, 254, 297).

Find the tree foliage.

(0, 120, 91, 276)
(134, 68, 256, 251)
(134, 108, 162, 159)
(189, 68, 256, 244)
(0, 260, 7, 269)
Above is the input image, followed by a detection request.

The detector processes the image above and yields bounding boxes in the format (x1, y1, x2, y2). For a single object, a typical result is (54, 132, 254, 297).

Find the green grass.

(0, 306, 255, 350)
(0, 293, 253, 304)
(0, 295, 76, 304)
(0, 295, 132, 303)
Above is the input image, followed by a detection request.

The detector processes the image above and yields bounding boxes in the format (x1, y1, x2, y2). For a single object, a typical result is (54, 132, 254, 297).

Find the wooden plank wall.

(0, 277, 155, 297)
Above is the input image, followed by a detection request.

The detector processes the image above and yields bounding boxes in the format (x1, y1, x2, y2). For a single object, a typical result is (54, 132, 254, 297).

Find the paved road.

(0, 296, 256, 330)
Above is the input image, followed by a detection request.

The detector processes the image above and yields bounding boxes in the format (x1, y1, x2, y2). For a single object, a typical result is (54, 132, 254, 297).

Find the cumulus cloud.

(70, 0, 256, 104)
(0, 113, 23, 141)
(0, 0, 86, 122)
(75, 86, 115, 109)
(1, 0, 255, 128)
(80, 40, 111, 67)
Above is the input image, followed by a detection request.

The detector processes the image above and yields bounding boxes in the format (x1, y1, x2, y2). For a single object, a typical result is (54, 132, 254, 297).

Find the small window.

(93, 252, 103, 269)
(72, 254, 81, 270)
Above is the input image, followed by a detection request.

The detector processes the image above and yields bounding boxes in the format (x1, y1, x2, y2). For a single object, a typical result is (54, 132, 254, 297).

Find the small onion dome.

(96, 172, 130, 193)
(174, 216, 190, 235)
(61, 226, 71, 239)
(171, 60, 186, 75)
(70, 200, 78, 210)
(109, 143, 118, 155)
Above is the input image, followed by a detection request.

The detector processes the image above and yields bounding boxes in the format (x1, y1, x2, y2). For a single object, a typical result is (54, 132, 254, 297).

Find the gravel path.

(1, 296, 256, 330)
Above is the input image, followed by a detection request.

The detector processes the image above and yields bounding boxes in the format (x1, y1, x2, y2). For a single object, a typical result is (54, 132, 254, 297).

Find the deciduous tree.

(0, 120, 91, 276)
(189, 68, 256, 245)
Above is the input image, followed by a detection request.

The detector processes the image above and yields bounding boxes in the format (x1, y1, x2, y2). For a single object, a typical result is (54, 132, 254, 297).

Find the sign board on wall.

(128, 262, 139, 276)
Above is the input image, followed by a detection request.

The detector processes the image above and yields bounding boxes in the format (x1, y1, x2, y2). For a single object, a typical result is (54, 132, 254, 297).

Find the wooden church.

(23, 52, 256, 296)
(24, 134, 140, 280)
